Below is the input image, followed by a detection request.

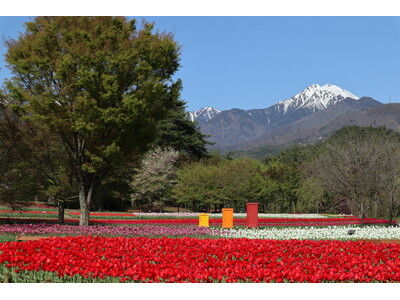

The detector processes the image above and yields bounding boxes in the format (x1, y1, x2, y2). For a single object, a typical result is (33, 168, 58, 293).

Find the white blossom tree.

(130, 147, 179, 211)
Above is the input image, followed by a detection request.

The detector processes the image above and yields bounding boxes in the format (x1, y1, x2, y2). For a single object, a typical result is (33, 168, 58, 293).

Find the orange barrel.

(246, 202, 259, 228)
(199, 213, 209, 227)
(222, 208, 234, 228)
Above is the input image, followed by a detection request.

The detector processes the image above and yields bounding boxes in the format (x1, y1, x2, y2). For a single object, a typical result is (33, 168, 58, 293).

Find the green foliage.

(232, 144, 286, 159)
(7, 16, 180, 171)
(173, 156, 300, 212)
(260, 160, 300, 213)
(155, 96, 211, 160)
(296, 177, 338, 213)
(218, 158, 267, 209)
(173, 161, 224, 211)
(172, 150, 309, 213)
(0, 90, 72, 205)
(327, 125, 400, 144)
(5, 17, 183, 224)
(264, 143, 322, 166)
(0, 264, 126, 283)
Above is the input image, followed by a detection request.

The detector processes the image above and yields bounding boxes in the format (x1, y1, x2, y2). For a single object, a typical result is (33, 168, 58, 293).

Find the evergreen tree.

(156, 97, 211, 160)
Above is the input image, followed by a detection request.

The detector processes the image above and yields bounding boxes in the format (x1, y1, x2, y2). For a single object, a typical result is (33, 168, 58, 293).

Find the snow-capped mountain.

(276, 84, 359, 114)
(193, 84, 380, 151)
(189, 106, 221, 122)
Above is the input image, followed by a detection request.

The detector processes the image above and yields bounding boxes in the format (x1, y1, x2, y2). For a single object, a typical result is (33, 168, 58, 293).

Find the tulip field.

(2, 236, 400, 283)
(1, 202, 400, 283)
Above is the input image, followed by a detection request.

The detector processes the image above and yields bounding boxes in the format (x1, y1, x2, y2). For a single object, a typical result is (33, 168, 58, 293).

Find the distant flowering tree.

(130, 147, 180, 211)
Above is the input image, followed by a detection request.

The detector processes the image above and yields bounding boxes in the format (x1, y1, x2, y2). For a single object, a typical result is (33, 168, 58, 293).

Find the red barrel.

(246, 203, 258, 228)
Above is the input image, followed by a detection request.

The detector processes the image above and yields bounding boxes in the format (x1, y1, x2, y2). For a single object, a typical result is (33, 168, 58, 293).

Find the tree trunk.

(388, 193, 395, 224)
(374, 199, 378, 218)
(58, 200, 65, 225)
(78, 181, 94, 226)
(388, 206, 393, 224)
(359, 201, 365, 224)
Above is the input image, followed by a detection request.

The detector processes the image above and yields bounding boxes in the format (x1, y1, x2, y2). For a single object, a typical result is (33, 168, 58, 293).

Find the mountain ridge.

(190, 84, 370, 150)
(188, 106, 221, 122)
(232, 96, 382, 150)
(233, 102, 400, 159)
(189, 83, 358, 123)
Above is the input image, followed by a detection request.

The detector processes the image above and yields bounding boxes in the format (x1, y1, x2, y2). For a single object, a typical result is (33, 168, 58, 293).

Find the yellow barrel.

(222, 208, 234, 228)
(199, 213, 209, 227)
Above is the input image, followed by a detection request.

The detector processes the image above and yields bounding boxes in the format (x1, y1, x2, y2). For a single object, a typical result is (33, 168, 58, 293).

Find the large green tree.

(173, 157, 268, 212)
(5, 17, 182, 225)
(259, 160, 300, 213)
(173, 160, 225, 211)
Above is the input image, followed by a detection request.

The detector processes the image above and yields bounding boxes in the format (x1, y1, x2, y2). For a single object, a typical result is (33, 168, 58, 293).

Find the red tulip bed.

(0, 207, 137, 220)
(1, 235, 400, 283)
(68, 212, 138, 217)
(0, 210, 58, 215)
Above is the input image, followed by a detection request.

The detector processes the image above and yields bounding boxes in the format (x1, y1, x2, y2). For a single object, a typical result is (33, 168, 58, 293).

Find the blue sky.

(1, 16, 400, 111)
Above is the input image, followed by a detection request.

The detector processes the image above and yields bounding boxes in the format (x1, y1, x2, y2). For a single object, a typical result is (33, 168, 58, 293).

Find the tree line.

(136, 126, 400, 222)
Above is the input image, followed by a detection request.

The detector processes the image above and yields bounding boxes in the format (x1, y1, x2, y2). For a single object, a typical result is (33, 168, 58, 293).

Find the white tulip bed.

(215, 225, 400, 240)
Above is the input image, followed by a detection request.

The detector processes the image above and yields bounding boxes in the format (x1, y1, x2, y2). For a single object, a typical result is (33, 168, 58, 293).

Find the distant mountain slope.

(234, 97, 382, 149)
(196, 84, 361, 151)
(234, 102, 400, 159)
(198, 109, 267, 147)
(317, 103, 400, 137)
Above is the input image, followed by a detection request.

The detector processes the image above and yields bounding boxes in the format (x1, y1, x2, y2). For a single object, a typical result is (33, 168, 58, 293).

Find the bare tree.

(374, 140, 400, 223)
(309, 127, 400, 222)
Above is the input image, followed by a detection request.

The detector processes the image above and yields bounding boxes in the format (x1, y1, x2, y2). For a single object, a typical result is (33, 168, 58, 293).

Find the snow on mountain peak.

(189, 107, 221, 122)
(277, 84, 359, 113)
